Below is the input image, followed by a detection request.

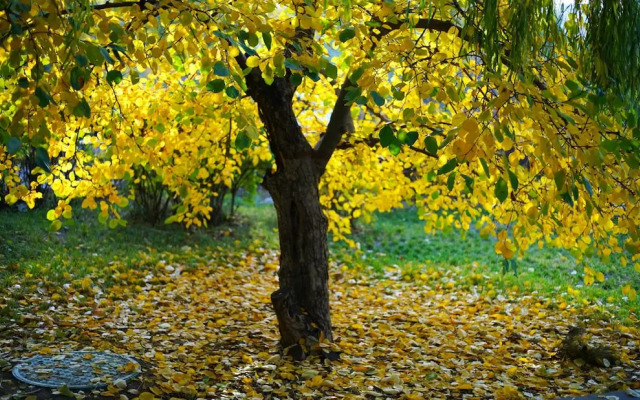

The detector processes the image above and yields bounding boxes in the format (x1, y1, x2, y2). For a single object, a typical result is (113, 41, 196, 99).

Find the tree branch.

(314, 18, 463, 170)
(314, 78, 354, 166)
(55, 0, 159, 15)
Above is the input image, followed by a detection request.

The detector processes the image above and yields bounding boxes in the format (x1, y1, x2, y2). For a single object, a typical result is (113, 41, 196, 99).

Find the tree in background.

(0, 0, 639, 358)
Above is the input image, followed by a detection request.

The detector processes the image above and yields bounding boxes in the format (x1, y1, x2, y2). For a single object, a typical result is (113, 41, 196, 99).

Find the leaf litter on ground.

(0, 243, 638, 400)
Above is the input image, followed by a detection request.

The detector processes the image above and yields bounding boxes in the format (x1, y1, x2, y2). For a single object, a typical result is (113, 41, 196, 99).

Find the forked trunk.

(262, 159, 332, 360)
(242, 71, 337, 359)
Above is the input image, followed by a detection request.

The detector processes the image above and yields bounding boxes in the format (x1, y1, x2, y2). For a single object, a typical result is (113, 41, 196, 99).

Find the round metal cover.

(12, 351, 140, 390)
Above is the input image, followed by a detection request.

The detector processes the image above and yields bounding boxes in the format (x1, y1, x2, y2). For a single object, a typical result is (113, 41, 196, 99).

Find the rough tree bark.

(240, 65, 344, 359)
(262, 161, 332, 359)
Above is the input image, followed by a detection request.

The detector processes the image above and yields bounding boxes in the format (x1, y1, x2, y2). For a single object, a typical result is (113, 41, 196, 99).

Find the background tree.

(1, 0, 639, 359)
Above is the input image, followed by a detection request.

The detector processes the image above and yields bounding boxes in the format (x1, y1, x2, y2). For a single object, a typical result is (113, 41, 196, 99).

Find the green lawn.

(1, 199, 638, 323)
(332, 207, 639, 322)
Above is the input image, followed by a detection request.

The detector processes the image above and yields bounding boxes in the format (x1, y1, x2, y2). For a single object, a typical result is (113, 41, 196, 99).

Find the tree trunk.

(262, 159, 332, 360)
(241, 69, 338, 360)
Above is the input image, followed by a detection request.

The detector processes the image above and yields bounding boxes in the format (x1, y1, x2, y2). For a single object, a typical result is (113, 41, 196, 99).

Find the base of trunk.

(264, 160, 337, 361)
(271, 288, 321, 360)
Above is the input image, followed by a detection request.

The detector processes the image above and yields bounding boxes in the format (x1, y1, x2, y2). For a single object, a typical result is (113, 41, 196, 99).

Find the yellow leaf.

(458, 383, 473, 390)
(246, 56, 260, 68)
(197, 168, 209, 180)
(584, 274, 594, 286)
(634, 263, 640, 273)
(595, 271, 605, 282)
(139, 392, 156, 400)
(629, 288, 637, 301)
(307, 374, 323, 388)
(46, 209, 56, 221)
(461, 118, 479, 135)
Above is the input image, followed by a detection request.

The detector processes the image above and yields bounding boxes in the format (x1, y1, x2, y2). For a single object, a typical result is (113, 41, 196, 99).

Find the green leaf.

(247, 32, 260, 47)
(392, 89, 405, 100)
(494, 177, 509, 203)
(50, 220, 62, 232)
(370, 91, 385, 106)
(349, 67, 364, 84)
(480, 158, 490, 176)
(508, 170, 518, 191)
(561, 191, 574, 207)
(306, 71, 320, 82)
(206, 79, 225, 93)
(73, 98, 91, 118)
(553, 169, 566, 191)
(34, 87, 51, 107)
(388, 141, 401, 156)
(99, 47, 115, 64)
(284, 58, 304, 71)
(38, 123, 51, 139)
(35, 147, 51, 173)
(601, 140, 618, 152)
(502, 258, 510, 275)
(76, 54, 88, 67)
(290, 73, 303, 86)
(213, 61, 230, 77)
(462, 174, 474, 191)
(379, 125, 395, 147)
(85, 44, 104, 65)
(402, 108, 415, 121)
(339, 27, 356, 42)
(106, 70, 123, 85)
(262, 31, 272, 50)
(235, 131, 252, 150)
(447, 171, 456, 191)
(403, 131, 418, 146)
(225, 86, 240, 98)
(437, 158, 457, 175)
(108, 219, 119, 229)
(424, 136, 438, 155)
(7, 137, 21, 155)
(582, 175, 593, 197)
(586, 199, 593, 217)
(325, 62, 337, 79)
(70, 67, 86, 90)
(565, 79, 580, 93)
(17, 77, 28, 88)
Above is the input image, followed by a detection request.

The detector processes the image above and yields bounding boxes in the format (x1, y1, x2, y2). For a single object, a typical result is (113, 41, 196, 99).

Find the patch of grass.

(331, 207, 639, 321)
(0, 200, 278, 289)
(1, 201, 637, 322)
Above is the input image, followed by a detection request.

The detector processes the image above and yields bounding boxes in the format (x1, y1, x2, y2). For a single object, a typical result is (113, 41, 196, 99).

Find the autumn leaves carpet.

(1, 248, 638, 399)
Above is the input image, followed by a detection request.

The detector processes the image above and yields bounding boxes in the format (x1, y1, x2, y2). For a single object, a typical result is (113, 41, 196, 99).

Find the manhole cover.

(12, 351, 140, 390)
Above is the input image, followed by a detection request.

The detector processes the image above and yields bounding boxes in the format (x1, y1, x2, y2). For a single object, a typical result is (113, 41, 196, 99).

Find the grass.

(1, 198, 638, 322)
(331, 207, 639, 322)
(0, 200, 277, 291)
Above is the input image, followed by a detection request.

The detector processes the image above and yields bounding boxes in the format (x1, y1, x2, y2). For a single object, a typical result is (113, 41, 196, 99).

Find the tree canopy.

(1, 0, 640, 303)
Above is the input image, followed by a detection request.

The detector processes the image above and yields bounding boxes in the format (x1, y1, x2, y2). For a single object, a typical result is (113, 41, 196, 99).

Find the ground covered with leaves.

(1, 241, 639, 400)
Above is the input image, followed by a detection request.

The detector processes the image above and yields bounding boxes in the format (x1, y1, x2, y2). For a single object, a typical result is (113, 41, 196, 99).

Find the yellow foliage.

(0, 0, 638, 265)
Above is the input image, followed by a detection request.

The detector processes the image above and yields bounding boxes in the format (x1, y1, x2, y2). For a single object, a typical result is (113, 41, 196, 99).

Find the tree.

(1, 0, 639, 359)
